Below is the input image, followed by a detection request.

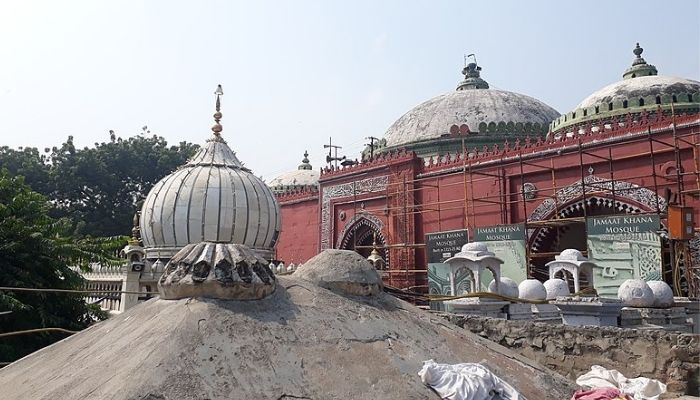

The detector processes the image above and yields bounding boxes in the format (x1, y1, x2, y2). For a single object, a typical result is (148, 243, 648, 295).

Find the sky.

(0, 0, 698, 180)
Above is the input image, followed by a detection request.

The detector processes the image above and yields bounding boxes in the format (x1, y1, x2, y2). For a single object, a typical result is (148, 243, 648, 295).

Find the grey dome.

(140, 91, 280, 260)
(268, 169, 319, 192)
(141, 136, 280, 259)
(384, 89, 560, 148)
(268, 151, 319, 193)
(576, 75, 700, 109)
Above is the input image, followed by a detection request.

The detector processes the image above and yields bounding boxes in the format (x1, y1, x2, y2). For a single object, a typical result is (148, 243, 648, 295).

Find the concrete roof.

(0, 276, 576, 400)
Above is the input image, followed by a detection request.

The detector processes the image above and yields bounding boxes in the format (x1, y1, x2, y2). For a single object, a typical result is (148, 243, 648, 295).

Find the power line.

(0, 327, 78, 338)
(0, 286, 159, 295)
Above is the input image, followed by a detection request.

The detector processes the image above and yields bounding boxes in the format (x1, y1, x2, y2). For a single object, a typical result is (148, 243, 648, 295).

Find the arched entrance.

(528, 196, 649, 280)
(526, 176, 667, 283)
(337, 214, 388, 268)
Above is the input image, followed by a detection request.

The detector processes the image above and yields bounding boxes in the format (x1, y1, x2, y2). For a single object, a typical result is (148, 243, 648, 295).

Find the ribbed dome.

(140, 89, 280, 259)
(268, 151, 319, 193)
(384, 89, 560, 148)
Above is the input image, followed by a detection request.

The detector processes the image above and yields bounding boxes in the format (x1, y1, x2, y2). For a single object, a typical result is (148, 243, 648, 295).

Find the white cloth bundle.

(418, 359, 524, 400)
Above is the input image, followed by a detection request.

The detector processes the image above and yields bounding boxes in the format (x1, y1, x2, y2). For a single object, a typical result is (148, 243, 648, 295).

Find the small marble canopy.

(444, 242, 503, 295)
(545, 249, 595, 294)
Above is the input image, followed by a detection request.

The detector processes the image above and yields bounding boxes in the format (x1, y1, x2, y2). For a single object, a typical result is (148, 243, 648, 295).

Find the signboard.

(425, 229, 469, 263)
(473, 223, 528, 284)
(474, 224, 526, 242)
(586, 214, 661, 297)
(426, 229, 469, 311)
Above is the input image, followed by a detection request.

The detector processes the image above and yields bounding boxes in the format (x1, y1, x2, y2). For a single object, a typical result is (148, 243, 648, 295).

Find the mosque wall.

(275, 195, 319, 264)
(274, 115, 700, 294)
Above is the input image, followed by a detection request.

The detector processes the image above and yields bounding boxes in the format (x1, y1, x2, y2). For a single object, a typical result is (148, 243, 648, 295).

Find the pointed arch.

(336, 213, 389, 267)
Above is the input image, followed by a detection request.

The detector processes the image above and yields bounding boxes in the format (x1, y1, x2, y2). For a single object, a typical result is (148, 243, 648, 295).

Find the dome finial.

(633, 42, 643, 58)
(457, 54, 489, 90)
(211, 84, 224, 139)
(623, 43, 657, 79)
(298, 150, 312, 170)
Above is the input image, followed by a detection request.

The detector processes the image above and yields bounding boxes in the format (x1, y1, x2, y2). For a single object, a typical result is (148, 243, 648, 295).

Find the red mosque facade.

(272, 46, 700, 296)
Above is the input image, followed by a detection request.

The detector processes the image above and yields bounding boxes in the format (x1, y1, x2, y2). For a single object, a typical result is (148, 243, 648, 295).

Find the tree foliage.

(0, 173, 126, 362)
(0, 132, 199, 237)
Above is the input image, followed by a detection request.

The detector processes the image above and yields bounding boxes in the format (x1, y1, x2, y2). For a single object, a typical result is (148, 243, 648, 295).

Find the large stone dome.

(550, 44, 700, 134)
(382, 61, 559, 153)
(140, 89, 280, 259)
(575, 75, 699, 110)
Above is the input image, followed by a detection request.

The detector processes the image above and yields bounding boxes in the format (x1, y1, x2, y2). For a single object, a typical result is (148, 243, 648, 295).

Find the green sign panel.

(586, 215, 660, 235)
(425, 229, 469, 263)
(426, 229, 470, 311)
(473, 223, 527, 284)
(586, 214, 661, 297)
(474, 224, 526, 241)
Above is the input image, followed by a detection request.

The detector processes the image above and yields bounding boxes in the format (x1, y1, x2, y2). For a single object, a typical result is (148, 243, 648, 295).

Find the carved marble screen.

(586, 214, 662, 297)
(428, 264, 472, 311)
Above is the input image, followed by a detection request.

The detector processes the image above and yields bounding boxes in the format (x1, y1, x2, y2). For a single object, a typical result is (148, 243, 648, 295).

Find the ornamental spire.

(456, 54, 489, 90)
(622, 43, 658, 80)
(298, 150, 312, 170)
(211, 84, 224, 140)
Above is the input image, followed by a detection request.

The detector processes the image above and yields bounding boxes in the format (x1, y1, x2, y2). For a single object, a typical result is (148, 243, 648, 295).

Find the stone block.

(444, 298, 509, 318)
(620, 307, 643, 327)
(551, 297, 623, 327)
(506, 303, 533, 320)
(531, 303, 561, 323)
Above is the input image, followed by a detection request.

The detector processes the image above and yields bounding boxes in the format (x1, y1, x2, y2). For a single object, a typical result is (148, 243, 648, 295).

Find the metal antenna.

(324, 137, 344, 168)
(365, 136, 379, 161)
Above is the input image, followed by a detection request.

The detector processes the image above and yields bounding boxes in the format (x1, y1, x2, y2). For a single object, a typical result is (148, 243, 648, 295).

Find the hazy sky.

(1, 0, 698, 180)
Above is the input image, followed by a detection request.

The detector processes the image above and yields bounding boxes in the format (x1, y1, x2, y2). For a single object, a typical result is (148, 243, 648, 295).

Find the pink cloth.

(572, 388, 633, 400)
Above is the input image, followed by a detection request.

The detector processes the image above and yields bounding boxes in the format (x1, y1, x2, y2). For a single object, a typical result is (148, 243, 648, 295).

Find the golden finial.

(212, 84, 224, 136)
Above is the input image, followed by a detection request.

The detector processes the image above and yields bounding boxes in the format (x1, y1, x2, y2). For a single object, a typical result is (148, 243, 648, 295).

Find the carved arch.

(527, 175, 666, 225)
(336, 213, 386, 249)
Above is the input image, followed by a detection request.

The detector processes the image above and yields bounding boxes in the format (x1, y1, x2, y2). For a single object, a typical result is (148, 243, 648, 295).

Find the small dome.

(140, 89, 281, 259)
(558, 249, 586, 261)
(383, 61, 559, 150)
(647, 280, 674, 307)
(618, 279, 654, 307)
(463, 242, 489, 252)
(543, 278, 570, 300)
(268, 151, 320, 193)
(295, 249, 383, 296)
(518, 279, 547, 301)
(488, 277, 519, 298)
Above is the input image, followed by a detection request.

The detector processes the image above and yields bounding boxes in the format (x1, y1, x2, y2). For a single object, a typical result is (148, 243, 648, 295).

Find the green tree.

(0, 146, 51, 196)
(48, 134, 198, 236)
(0, 132, 198, 237)
(0, 172, 126, 363)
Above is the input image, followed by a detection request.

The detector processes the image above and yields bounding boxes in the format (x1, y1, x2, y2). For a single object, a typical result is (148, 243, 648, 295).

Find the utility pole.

(324, 137, 344, 168)
(365, 136, 379, 161)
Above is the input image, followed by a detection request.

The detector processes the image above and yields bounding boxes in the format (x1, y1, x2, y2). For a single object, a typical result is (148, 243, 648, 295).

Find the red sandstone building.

(270, 45, 700, 297)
